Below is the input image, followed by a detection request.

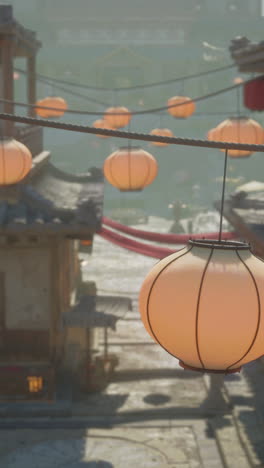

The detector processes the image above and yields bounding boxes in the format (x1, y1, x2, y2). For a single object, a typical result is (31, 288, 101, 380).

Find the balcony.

(14, 125, 43, 158)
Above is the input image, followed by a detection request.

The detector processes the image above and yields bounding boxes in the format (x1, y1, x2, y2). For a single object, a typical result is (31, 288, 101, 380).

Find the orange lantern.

(207, 117, 264, 158)
(139, 239, 264, 374)
(233, 77, 244, 84)
(92, 119, 113, 138)
(104, 106, 131, 129)
(167, 96, 195, 118)
(35, 96, 68, 118)
(103, 146, 158, 191)
(0, 139, 32, 185)
(149, 128, 174, 147)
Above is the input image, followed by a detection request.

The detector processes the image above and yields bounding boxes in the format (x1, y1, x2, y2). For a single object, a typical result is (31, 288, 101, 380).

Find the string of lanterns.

(4, 58, 264, 376)
(1, 110, 264, 374)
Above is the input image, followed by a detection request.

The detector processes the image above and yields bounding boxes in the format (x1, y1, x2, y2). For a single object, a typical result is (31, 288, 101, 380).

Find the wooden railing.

(14, 125, 43, 158)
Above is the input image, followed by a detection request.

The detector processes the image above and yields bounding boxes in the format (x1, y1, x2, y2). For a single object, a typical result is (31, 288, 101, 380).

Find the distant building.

(7, 0, 264, 217)
(0, 5, 131, 403)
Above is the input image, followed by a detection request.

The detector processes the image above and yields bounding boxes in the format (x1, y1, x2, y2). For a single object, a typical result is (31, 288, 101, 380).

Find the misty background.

(7, 0, 264, 217)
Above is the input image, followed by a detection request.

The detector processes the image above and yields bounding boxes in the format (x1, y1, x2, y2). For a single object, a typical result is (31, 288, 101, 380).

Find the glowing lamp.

(233, 77, 244, 84)
(149, 128, 174, 147)
(103, 146, 158, 192)
(104, 106, 131, 129)
(139, 239, 264, 373)
(207, 117, 264, 158)
(92, 119, 113, 138)
(35, 96, 68, 118)
(0, 139, 32, 185)
(167, 96, 195, 118)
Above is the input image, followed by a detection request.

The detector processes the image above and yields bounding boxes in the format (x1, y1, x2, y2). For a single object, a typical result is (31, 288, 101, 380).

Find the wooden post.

(27, 54, 36, 117)
(1, 39, 14, 137)
(0, 272, 5, 351)
(103, 327, 108, 359)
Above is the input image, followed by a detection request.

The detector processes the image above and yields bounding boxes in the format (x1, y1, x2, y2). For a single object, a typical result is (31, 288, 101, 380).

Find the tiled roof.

(229, 37, 264, 72)
(215, 181, 264, 255)
(63, 295, 132, 329)
(0, 163, 104, 236)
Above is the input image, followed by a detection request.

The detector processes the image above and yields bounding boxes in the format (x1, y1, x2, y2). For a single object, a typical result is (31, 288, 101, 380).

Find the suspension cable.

(1, 111, 264, 152)
(15, 63, 236, 93)
(3, 74, 263, 117)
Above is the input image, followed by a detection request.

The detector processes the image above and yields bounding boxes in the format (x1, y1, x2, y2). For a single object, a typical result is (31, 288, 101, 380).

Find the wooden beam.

(0, 272, 5, 352)
(27, 54, 36, 117)
(1, 39, 14, 137)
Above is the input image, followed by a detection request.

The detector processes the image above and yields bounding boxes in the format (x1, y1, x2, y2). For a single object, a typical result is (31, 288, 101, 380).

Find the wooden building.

(229, 36, 264, 73)
(0, 5, 131, 402)
(224, 35, 264, 253)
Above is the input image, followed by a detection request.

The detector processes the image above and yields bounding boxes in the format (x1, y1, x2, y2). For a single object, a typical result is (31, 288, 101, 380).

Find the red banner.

(102, 216, 237, 244)
(98, 226, 180, 259)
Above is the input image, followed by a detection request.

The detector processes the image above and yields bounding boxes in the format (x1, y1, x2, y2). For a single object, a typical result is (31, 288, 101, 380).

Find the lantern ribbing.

(140, 240, 264, 373)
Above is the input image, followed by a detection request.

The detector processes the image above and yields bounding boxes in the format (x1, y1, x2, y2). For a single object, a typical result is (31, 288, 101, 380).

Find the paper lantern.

(207, 117, 264, 158)
(244, 78, 264, 111)
(233, 77, 243, 84)
(139, 239, 264, 374)
(149, 128, 174, 147)
(103, 146, 158, 191)
(35, 96, 68, 118)
(92, 119, 113, 138)
(104, 106, 131, 129)
(167, 96, 195, 118)
(0, 139, 32, 185)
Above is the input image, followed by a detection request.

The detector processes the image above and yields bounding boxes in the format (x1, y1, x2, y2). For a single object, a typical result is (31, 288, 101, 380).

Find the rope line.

(3, 74, 263, 117)
(1, 111, 264, 152)
(15, 63, 236, 93)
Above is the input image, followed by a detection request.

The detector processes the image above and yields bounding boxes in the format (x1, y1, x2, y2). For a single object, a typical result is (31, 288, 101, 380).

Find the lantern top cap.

(228, 116, 249, 121)
(119, 146, 141, 150)
(188, 239, 250, 250)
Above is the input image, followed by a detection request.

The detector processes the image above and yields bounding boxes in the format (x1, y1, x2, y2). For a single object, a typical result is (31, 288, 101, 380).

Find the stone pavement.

(0, 306, 264, 467)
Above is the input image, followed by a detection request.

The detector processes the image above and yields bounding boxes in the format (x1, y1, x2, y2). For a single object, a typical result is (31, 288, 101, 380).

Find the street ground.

(0, 218, 263, 467)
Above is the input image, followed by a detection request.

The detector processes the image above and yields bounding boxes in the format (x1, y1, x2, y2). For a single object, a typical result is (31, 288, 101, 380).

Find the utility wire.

(15, 63, 236, 92)
(33, 75, 110, 107)
(1, 111, 264, 152)
(2, 74, 263, 117)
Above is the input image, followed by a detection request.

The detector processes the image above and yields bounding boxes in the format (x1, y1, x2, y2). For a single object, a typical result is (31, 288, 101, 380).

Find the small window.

(27, 376, 43, 393)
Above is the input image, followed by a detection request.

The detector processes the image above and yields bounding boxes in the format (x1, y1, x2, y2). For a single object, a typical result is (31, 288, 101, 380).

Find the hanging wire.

(14, 63, 236, 93)
(218, 148, 229, 242)
(1, 111, 264, 153)
(1, 74, 262, 118)
(37, 76, 111, 107)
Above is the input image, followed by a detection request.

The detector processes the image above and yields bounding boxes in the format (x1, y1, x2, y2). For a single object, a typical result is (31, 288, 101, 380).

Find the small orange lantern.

(0, 139, 32, 185)
(207, 117, 264, 158)
(167, 96, 195, 118)
(103, 146, 158, 191)
(35, 96, 68, 118)
(92, 119, 113, 138)
(233, 77, 244, 84)
(139, 239, 264, 373)
(104, 106, 131, 129)
(149, 128, 174, 147)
